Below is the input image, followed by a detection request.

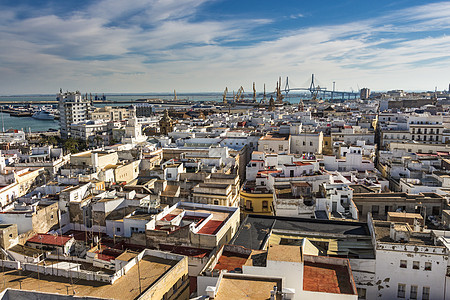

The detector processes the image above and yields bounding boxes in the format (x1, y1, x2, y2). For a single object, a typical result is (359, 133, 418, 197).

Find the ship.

(32, 109, 55, 120)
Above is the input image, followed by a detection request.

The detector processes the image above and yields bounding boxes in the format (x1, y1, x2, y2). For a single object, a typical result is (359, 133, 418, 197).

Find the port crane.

(234, 86, 245, 102)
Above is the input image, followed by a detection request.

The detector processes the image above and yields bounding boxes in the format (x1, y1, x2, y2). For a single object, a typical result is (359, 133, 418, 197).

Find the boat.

(32, 109, 55, 120)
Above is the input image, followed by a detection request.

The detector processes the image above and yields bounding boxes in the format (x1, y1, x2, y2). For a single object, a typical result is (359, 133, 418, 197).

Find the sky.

(0, 0, 450, 94)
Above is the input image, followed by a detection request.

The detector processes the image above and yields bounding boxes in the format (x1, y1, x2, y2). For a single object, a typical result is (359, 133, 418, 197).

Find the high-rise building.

(360, 88, 370, 100)
(58, 90, 92, 139)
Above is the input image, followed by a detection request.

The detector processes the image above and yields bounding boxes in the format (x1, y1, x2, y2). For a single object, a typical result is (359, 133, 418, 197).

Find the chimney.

(205, 286, 216, 299)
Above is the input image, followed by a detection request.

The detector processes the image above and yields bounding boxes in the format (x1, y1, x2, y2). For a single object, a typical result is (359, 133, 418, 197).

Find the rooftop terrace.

(214, 274, 282, 300)
(0, 255, 178, 300)
(303, 260, 354, 295)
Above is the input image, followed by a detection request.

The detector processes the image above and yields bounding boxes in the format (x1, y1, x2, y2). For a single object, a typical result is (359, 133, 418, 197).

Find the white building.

(290, 132, 323, 154)
(0, 130, 26, 144)
(199, 244, 358, 299)
(408, 113, 444, 144)
(258, 134, 290, 154)
(369, 215, 448, 300)
(70, 120, 108, 141)
(323, 149, 374, 172)
(58, 90, 92, 139)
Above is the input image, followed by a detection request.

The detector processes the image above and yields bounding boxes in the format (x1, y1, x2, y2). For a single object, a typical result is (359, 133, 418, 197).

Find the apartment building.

(58, 90, 91, 139)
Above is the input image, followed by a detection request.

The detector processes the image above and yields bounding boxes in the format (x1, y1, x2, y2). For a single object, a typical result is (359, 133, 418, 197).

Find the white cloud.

(0, 1, 449, 94)
(290, 13, 304, 19)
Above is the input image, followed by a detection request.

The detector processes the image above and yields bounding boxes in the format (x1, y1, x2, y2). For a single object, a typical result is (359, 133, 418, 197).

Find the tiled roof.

(28, 234, 72, 246)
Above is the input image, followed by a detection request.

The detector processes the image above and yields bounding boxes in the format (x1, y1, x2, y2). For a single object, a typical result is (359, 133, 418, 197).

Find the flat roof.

(303, 261, 354, 295)
(387, 211, 423, 219)
(0, 255, 178, 300)
(231, 215, 370, 250)
(214, 251, 250, 272)
(115, 251, 138, 262)
(197, 220, 224, 235)
(126, 211, 155, 221)
(214, 275, 281, 300)
(159, 244, 211, 258)
(160, 185, 179, 197)
(373, 221, 434, 246)
(8, 244, 44, 257)
(267, 244, 302, 263)
(197, 183, 230, 189)
(260, 134, 289, 141)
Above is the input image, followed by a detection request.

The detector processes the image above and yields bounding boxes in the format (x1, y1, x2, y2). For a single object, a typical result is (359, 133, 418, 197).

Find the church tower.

(159, 109, 174, 135)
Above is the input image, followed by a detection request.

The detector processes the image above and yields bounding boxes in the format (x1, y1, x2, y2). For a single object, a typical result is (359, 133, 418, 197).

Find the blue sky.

(0, 0, 449, 94)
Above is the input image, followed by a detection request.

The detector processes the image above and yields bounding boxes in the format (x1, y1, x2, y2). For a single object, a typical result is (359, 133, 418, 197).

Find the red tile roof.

(159, 244, 211, 258)
(28, 234, 72, 246)
(198, 220, 224, 235)
(161, 214, 177, 221)
(213, 251, 249, 271)
(293, 161, 311, 166)
(303, 262, 354, 295)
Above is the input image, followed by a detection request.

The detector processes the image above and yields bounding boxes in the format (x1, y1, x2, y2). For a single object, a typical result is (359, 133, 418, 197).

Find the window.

(413, 261, 419, 270)
(425, 262, 432, 271)
(245, 200, 253, 211)
(310, 141, 313, 146)
(167, 173, 172, 178)
(279, 145, 283, 151)
(116, 227, 121, 232)
(357, 288, 366, 299)
(400, 260, 407, 268)
(422, 287, 430, 300)
(371, 205, 379, 215)
(410, 285, 418, 299)
(262, 201, 269, 210)
(214, 200, 219, 205)
(397, 284, 406, 298)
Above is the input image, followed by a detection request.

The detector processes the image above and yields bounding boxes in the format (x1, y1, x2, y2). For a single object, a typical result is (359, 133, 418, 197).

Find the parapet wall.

(0, 249, 184, 285)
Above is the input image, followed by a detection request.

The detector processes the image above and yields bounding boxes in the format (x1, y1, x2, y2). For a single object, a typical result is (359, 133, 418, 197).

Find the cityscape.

(1, 1, 450, 300)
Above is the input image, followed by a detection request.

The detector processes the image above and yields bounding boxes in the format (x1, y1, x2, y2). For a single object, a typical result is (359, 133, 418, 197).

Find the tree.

(64, 138, 78, 154)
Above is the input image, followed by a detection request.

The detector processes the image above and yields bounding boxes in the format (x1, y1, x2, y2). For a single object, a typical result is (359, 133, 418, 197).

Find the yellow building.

(240, 182, 274, 216)
(322, 135, 333, 155)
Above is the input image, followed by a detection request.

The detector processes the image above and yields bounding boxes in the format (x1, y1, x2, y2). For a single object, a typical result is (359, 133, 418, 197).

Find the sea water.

(0, 92, 308, 132)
